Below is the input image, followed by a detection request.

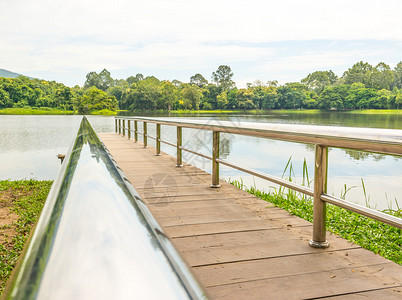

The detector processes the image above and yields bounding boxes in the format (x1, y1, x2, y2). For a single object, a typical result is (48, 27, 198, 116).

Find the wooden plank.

(164, 220, 284, 238)
(99, 133, 402, 300)
(322, 287, 402, 299)
(156, 212, 261, 227)
(174, 231, 359, 267)
(193, 248, 394, 287)
(173, 226, 344, 251)
(206, 263, 402, 300)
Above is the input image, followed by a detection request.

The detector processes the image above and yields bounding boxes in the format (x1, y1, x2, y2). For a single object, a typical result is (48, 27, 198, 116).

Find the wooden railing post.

(128, 120, 131, 139)
(176, 127, 183, 167)
(134, 121, 138, 142)
(122, 120, 126, 137)
(310, 145, 330, 248)
(118, 119, 121, 135)
(143, 122, 147, 148)
(211, 131, 221, 188)
(156, 123, 161, 156)
(115, 118, 118, 133)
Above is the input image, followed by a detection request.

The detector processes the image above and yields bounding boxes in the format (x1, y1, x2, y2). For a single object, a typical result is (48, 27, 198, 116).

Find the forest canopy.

(1, 61, 402, 113)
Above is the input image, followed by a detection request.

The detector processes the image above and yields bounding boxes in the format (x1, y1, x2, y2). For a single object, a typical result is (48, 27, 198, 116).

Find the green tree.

(376, 89, 391, 108)
(202, 84, 221, 109)
(392, 62, 402, 89)
(216, 91, 228, 109)
(126, 78, 161, 110)
(212, 65, 235, 91)
(114, 79, 129, 88)
(181, 84, 202, 110)
(54, 86, 73, 109)
(368, 63, 394, 90)
(190, 73, 208, 87)
(236, 89, 255, 109)
(343, 61, 373, 87)
(97, 69, 114, 91)
(160, 81, 178, 110)
(107, 86, 125, 104)
(318, 85, 349, 110)
(0, 88, 11, 108)
(127, 73, 144, 85)
(301, 70, 338, 94)
(277, 83, 308, 109)
(346, 86, 378, 109)
(77, 87, 118, 113)
(248, 81, 268, 109)
(226, 88, 238, 109)
(266, 80, 279, 87)
(84, 69, 114, 91)
(396, 92, 402, 109)
(260, 87, 279, 109)
(84, 71, 100, 90)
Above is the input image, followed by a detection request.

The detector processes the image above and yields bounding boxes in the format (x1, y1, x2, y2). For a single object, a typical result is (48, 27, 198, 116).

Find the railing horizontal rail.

(321, 194, 402, 228)
(5, 117, 206, 299)
(117, 117, 402, 156)
(146, 135, 157, 141)
(160, 138, 177, 148)
(216, 158, 314, 197)
(181, 146, 213, 161)
(115, 116, 402, 246)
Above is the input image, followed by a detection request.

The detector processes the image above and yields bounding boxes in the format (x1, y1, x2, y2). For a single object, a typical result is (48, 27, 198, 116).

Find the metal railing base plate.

(309, 240, 330, 248)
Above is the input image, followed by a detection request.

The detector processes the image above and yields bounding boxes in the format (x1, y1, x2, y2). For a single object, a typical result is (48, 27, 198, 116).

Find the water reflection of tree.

(183, 129, 232, 159)
(304, 143, 315, 152)
(344, 149, 386, 161)
(219, 134, 231, 159)
(304, 143, 390, 162)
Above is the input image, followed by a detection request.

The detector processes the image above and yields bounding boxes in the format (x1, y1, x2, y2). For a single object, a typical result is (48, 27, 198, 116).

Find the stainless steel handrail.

(115, 116, 402, 248)
(4, 117, 207, 300)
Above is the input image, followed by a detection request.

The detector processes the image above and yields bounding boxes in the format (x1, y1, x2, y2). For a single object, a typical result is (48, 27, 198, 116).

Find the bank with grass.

(0, 180, 52, 294)
(0, 107, 117, 115)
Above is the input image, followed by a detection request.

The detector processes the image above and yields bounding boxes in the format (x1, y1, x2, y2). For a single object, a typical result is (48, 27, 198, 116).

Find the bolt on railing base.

(309, 240, 330, 248)
(176, 164, 183, 168)
(210, 184, 222, 188)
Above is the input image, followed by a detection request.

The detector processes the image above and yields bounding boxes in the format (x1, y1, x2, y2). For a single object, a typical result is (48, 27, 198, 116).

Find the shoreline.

(0, 108, 117, 115)
(1, 108, 401, 116)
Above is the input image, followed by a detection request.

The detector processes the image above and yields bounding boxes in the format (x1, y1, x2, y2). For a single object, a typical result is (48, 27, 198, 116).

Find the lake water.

(0, 112, 401, 211)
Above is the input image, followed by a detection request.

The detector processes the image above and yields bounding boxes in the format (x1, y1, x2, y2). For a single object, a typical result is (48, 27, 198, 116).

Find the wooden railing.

(116, 116, 402, 248)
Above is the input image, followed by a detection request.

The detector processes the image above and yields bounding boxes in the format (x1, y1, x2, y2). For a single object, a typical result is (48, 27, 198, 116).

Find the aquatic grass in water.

(229, 159, 402, 265)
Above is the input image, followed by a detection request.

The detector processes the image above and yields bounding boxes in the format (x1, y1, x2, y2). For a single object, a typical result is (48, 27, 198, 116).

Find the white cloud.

(0, 0, 401, 86)
(2, 0, 401, 42)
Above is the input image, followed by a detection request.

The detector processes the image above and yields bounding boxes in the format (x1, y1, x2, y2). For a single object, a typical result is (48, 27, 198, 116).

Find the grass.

(0, 107, 118, 115)
(0, 107, 74, 115)
(345, 109, 402, 115)
(0, 179, 52, 295)
(90, 109, 118, 115)
(118, 108, 402, 116)
(229, 158, 401, 265)
(170, 109, 245, 114)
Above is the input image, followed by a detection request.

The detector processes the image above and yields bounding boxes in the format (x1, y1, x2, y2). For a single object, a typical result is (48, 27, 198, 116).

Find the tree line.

(1, 61, 402, 112)
(0, 76, 117, 113)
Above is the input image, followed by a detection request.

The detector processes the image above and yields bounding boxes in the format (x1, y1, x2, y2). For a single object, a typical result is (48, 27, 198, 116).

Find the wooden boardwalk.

(99, 133, 402, 299)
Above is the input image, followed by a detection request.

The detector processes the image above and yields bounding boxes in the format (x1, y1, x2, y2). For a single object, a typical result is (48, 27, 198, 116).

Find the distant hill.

(0, 68, 27, 78)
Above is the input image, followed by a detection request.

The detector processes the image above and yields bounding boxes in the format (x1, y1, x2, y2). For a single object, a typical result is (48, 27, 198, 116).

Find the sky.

(0, 0, 401, 88)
